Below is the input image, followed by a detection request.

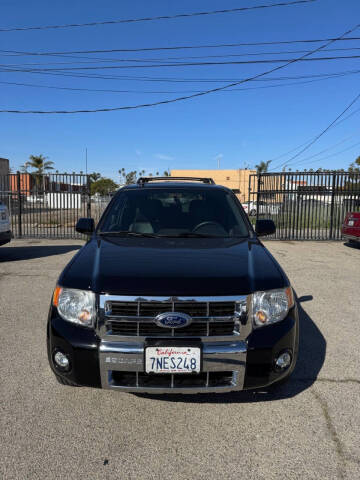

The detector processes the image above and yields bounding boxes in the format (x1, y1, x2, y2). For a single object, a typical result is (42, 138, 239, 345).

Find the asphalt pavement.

(1, 239, 359, 480)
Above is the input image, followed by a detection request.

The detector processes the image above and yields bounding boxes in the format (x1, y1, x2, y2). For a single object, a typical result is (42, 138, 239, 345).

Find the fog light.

(54, 351, 70, 370)
(275, 351, 292, 371)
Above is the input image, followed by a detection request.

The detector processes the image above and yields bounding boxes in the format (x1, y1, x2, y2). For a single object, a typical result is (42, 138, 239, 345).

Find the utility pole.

(85, 147, 88, 175)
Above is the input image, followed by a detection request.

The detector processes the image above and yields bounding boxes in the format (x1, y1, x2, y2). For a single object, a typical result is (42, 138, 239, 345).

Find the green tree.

(89, 172, 101, 183)
(27, 154, 54, 175)
(91, 178, 118, 196)
(346, 155, 360, 190)
(349, 155, 360, 174)
(255, 160, 272, 174)
(118, 169, 147, 185)
(163, 170, 170, 176)
(27, 154, 54, 190)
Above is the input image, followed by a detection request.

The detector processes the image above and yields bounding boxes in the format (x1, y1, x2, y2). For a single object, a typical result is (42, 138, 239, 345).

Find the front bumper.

(342, 233, 360, 242)
(0, 230, 11, 246)
(47, 305, 299, 393)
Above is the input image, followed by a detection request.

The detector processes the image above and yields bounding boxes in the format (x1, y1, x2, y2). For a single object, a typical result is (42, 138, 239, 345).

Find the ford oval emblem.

(155, 312, 192, 329)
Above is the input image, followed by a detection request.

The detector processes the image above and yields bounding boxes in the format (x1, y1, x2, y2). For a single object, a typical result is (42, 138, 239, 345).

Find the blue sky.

(0, 0, 359, 180)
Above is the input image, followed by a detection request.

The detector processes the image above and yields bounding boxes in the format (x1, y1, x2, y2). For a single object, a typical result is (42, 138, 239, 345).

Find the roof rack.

(137, 176, 215, 185)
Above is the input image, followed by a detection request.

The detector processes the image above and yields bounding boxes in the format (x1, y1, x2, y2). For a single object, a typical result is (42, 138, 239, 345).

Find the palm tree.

(20, 162, 30, 173)
(89, 172, 101, 183)
(27, 154, 54, 191)
(255, 160, 272, 174)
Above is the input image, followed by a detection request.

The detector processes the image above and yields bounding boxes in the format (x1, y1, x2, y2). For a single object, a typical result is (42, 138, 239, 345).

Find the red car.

(342, 212, 360, 246)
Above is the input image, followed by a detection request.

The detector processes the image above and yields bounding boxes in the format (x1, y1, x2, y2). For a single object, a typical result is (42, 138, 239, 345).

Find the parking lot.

(1, 239, 359, 480)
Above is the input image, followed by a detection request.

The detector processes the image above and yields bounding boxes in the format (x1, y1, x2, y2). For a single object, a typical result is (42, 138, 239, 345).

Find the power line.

(0, 64, 357, 81)
(1, 23, 358, 114)
(1, 70, 359, 94)
(277, 93, 360, 168)
(279, 140, 360, 170)
(295, 141, 360, 166)
(271, 131, 360, 170)
(2, 46, 360, 67)
(0, 1, 317, 32)
(2, 64, 359, 84)
(1, 54, 359, 73)
(2, 37, 359, 57)
(270, 106, 360, 170)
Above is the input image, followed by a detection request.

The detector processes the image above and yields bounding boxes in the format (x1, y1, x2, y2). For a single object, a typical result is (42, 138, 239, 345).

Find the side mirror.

(255, 219, 276, 237)
(76, 217, 95, 234)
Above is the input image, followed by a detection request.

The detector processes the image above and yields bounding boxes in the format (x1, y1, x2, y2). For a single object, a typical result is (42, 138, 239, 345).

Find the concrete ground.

(0, 239, 359, 480)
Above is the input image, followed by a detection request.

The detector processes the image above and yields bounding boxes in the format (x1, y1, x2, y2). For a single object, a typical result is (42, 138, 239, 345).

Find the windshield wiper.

(99, 231, 159, 238)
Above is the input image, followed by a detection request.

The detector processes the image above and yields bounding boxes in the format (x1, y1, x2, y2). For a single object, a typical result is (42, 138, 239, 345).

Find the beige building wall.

(170, 169, 256, 203)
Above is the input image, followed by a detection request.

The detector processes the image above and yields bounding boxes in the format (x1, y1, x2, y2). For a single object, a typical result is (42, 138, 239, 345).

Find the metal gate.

(0, 172, 94, 239)
(248, 172, 360, 240)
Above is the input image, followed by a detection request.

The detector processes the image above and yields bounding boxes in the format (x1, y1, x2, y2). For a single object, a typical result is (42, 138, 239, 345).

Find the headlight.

(250, 287, 294, 328)
(53, 286, 95, 327)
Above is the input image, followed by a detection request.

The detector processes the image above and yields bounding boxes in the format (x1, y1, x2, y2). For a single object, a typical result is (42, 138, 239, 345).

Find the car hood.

(59, 236, 287, 296)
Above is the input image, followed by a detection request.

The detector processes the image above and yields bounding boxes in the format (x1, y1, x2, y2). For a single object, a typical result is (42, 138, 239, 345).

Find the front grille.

(110, 302, 138, 316)
(109, 320, 236, 337)
(111, 371, 234, 388)
(108, 300, 236, 318)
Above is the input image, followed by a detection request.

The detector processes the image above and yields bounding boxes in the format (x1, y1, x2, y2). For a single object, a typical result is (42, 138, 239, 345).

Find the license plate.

(348, 220, 354, 226)
(145, 346, 201, 374)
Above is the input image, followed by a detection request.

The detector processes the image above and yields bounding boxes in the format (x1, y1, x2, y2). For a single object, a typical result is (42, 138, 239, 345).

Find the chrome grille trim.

(100, 295, 247, 304)
(98, 295, 247, 339)
(98, 295, 251, 392)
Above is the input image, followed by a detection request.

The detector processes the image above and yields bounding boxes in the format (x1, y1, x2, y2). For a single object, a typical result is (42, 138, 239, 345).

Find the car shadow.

(135, 293, 326, 404)
(343, 241, 360, 250)
(0, 244, 82, 262)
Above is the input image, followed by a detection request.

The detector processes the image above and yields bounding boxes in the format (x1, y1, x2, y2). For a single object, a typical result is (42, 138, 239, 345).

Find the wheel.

(249, 209, 256, 216)
(54, 374, 80, 387)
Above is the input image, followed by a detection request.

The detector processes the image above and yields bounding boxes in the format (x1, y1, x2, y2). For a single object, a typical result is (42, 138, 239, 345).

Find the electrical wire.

(1, 46, 360, 66)
(269, 106, 360, 170)
(1, 54, 359, 72)
(271, 131, 360, 170)
(0, 1, 317, 32)
(1, 37, 359, 57)
(275, 92, 360, 169)
(2, 65, 359, 84)
(280, 140, 360, 170)
(296, 141, 360, 166)
(1, 23, 358, 114)
(1, 70, 359, 94)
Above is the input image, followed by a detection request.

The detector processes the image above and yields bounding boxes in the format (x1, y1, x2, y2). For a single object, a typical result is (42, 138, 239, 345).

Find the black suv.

(47, 177, 299, 393)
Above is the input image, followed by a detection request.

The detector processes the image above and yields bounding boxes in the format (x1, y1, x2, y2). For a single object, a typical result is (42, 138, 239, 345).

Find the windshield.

(98, 187, 249, 238)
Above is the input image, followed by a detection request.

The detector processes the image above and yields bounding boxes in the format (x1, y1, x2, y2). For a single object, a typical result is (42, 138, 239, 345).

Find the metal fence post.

(16, 171, 22, 238)
(256, 173, 261, 223)
(329, 172, 336, 240)
(248, 175, 252, 213)
(86, 175, 91, 218)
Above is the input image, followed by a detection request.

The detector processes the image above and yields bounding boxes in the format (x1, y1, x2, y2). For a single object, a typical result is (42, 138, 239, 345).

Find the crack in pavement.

(0, 272, 53, 279)
(311, 388, 346, 480)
